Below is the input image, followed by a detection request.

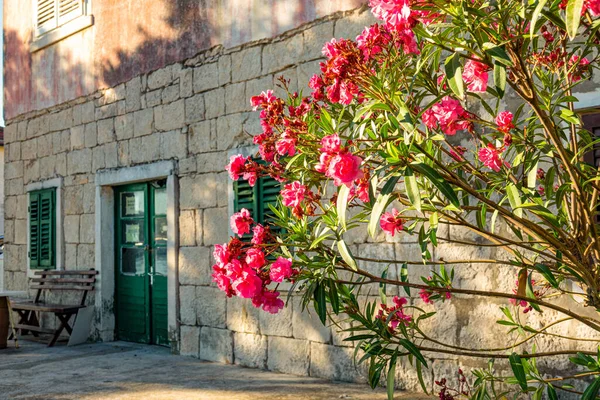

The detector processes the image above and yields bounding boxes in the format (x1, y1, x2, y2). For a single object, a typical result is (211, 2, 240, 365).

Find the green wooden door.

(115, 181, 169, 346)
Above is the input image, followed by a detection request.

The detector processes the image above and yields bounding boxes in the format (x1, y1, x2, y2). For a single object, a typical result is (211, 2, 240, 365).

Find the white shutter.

(35, 0, 58, 36)
(58, 0, 83, 26)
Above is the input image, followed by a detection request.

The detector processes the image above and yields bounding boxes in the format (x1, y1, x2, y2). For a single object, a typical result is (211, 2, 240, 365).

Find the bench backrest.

(31, 269, 98, 306)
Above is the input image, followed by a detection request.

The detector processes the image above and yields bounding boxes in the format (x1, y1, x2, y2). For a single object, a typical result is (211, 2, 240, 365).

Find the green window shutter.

(29, 189, 56, 269)
(29, 192, 41, 268)
(257, 176, 281, 228)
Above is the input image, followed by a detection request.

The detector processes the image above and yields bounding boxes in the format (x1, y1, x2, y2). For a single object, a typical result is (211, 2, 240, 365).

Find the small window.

(233, 173, 281, 236)
(29, 188, 57, 269)
(31, 0, 93, 52)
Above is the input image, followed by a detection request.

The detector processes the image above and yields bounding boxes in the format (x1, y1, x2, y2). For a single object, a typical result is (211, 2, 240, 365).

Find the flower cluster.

(315, 134, 364, 187)
(376, 296, 413, 332)
(380, 208, 405, 236)
(422, 96, 473, 135)
(462, 59, 489, 93)
(212, 210, 297, 314)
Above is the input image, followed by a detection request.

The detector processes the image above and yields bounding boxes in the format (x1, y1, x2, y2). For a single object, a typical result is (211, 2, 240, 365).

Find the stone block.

(145, 89, 162, 108)
(180, 285, 197, 326)
(259, 298, 293, 337)
(310, 343, 363, 382)
(118, 141, 129, 166)
(21, 139, 37, 160)
(196, 152, 227, 174)
(6, 178, 25, 196)
(160, 130, 187, 159)
(129, 134, 160, 164)
(193, 63, 219, 93)
(77, 101, 95, 125)
(179, 173, 220, 209)
(356, 243, 397, 294)
(133, 108, 154, 137)
(5, 161, 23, 180)
(227, 295, 260, 334)
(202, 207, 229, 246)
(218, 55, 231, 86)
(92, 146, 106, 171)
(67, 149, 92, 175)
(63, 185, 84, 215)
(77, 244, 95, 269)
(39, 156, 56, 180)
(155, 100, 185, 131)
(180, 325, 200, 357)
(199, 327, 233, 363)
(4, 219, 14, 243)
(64, 215, 80, 243)
(189, 120, 214, 154)
(13, 219, 27, 245)
(17, 121, 28, 141)
(292, 296, 331, 343)
(148, 66, 173, 90)
(125, 76, 142, 112)
(178, 246, 211, 286)
(179, 210, 197, 247)
(23, 159, 40, 183)
(334, 9, 378, 39)
(65, 243, 77, 268)
(4, 123, 17, 143)
(216, 172, 228, 208)
(79, 214, 95, 244)
(84, 122, 97, 148)
(185, 94, 205, 124)
(267, 337, 309, 375)
(234, 332, 267, 369)
(162, 84, 180, 104)
(36, 134, 52, 158)
(231, 47, 262, 82)
(204, 89, 225, 120)
(70, 126, 85, 150)
(179, 68, 194, 98)
(225, 82, 247, 114)
(179, 157, 197, 175)
(55, 153, 67, 176)
(216, 113, 251, 151)
(104, 142, 118, 168)
(302, 21, 334, 61)
(82, 183, 95, 214)
(6, 142, 21, 162)
(196, 286, 227, 328)
(262, 35, 303, 74)
(115, 113, 134, 141)
(297, 60, 322, 92)
(95, 103, 118, 120)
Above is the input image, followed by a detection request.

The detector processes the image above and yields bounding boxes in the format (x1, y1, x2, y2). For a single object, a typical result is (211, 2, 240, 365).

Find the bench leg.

(48, 313, 73, 347)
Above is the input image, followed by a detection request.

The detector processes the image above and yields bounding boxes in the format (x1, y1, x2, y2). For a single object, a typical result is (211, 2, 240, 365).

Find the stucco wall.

(4, 0, 365, 120)
(3, 6, 600, 395)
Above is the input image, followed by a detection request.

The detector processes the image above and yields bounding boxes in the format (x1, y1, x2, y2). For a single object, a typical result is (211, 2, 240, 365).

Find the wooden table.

(0, 291, 27, 349)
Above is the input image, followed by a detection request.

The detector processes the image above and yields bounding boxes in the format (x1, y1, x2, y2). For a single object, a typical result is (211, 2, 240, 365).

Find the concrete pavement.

(0, 340, 429, 400)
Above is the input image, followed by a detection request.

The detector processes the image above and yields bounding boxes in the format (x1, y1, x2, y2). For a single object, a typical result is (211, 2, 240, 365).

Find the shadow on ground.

(0, 340, 430, 400)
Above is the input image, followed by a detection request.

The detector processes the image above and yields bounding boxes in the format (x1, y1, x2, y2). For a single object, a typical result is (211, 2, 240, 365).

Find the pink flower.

(212, 265, 231, 293)
(224, 259, 244, 280)
(322, 38, 341, 59)
(327, 153, 364, 187)
(225, 154, 248, 181)
(462, 59, 489, 93)
(276, 137, 296, 157)
(339, 81, 359, 105)
(213, 244, 231, 267)
(230, 208, 254, 237)
(250, 90, 277, 111)
(431, 97, 471, 135)
(251, 224, 266, 245)
(421, 108, 437, 129)
(259, 290, 285, 314)
(356, 24, 391, 60)
(320, 134, 341, 153)
(232, 267, 263, 298)
(495, 111, 514, 133)
(315, 152, 333, 174)
(309, 74, 325, 101)
(380, 208, 405, 236)
(245, 248, 266, 269)
(478, 144, 503, 172)
(281, 181, 307, 208)
(357, 180, 370, 203)
(369, 0, 413, 29)
(270, 257, 293, 283)
(419, 288, 432, 304)
(589, 0, 600, 15)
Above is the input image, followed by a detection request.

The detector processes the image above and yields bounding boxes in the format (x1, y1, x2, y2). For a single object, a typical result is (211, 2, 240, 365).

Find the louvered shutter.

(36, 0, 58, 36)
(257, 176, 281, 231)
(38, 190, 55, 268)
(29, 192, 41, 268)
(233, 179, 257, 241)
(58, 0, 83, 26)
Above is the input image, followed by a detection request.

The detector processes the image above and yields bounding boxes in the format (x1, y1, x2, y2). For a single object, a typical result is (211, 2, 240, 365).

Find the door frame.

(93, 161, 179, 351)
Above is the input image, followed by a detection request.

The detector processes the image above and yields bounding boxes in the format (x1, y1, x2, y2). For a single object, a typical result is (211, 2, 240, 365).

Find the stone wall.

(3, 5, 600, 394)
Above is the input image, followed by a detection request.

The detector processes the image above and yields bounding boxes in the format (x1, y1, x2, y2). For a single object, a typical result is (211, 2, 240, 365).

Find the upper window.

(31, 0, 93, 52)
(29, 188, 57, 269)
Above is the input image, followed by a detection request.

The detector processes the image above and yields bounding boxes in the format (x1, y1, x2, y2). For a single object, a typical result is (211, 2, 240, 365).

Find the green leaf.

(483, 43, 513, 66)
(506, 184, 523, 218)
(416, 362, 428, 395)
(493, 62, 506, 98)
(530, 0, 549, 38)
(337, 185, 350, 231)
(314, 283, 327, 324)
(337, 239, 358, 271)
(369, 193, 392, 238)
(566, 0, 585, 39)
(387, 354, 397, 400)
(526, 272, 542, 312)
(527, 160, 539, 189)
(444, 53, 464, 99)
(328, 280, 340, 314)
(399, 339, 427, 367)
(582, 377, 600, 400)
(411, 163, 460, 208)
(547, 384, 558, 400)
(509, 353, 528, 391)
(533, 263, 558, 288)
(405, 167, 421, 212)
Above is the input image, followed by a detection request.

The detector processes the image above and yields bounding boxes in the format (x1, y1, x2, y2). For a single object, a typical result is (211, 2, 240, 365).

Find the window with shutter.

(58, 0, 83, 26)
(233, 171, 281, 235)
(29, 188, 56, 269)
(32, 0, 91, 52)
(35, 0, 58, 36)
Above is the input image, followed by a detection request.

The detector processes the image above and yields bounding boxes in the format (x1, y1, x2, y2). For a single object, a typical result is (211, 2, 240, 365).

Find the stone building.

(4, 0, 600, 392)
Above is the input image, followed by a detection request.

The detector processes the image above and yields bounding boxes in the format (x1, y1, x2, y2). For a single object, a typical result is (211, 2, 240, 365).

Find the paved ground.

(0, 339, 429, 400)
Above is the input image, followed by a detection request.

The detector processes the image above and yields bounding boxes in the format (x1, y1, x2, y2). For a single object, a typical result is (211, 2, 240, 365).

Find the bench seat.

(10, 300, 85, 314)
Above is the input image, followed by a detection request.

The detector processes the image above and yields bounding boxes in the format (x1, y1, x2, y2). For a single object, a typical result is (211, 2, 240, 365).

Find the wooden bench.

(10, 269, 98, 347)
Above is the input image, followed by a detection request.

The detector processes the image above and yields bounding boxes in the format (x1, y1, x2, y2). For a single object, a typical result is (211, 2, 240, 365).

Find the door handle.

(150, 274, 154, 285)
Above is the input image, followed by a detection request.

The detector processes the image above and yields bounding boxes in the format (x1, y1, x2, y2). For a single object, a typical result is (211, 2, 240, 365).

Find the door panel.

(115, 182, 168, 346)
